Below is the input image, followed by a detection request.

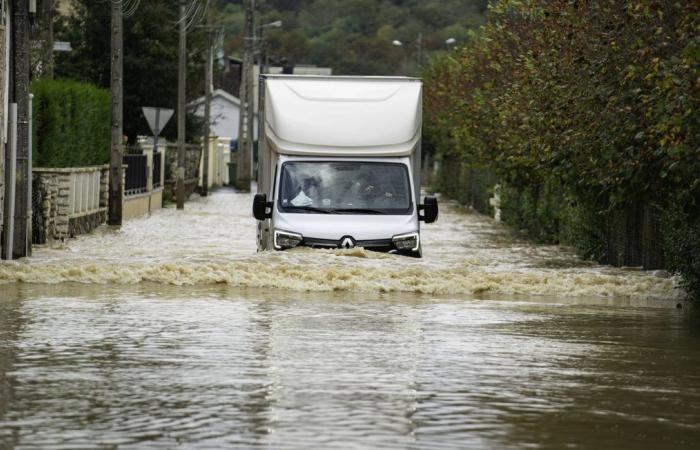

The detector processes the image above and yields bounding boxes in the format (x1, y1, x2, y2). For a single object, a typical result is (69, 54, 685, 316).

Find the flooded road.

(0, 190, 683, 299)
(1, 190, 698, 449)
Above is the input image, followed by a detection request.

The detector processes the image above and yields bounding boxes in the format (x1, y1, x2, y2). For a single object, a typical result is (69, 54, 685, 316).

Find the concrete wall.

(199, 137, 232, 189)
(123, 190, 163, 220)
(122, 145, 166, 220)
(32, 148, 167, 241)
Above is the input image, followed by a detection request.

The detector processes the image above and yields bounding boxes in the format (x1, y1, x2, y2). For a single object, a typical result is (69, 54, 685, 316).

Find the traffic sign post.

(142, 107, 174, 155)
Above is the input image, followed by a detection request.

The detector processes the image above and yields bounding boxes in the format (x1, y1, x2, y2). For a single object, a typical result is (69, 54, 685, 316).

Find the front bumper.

(273, 231, 420, 255)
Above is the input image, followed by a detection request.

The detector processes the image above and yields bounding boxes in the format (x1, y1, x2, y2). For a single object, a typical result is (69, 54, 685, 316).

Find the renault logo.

(339, 236, 356, 249)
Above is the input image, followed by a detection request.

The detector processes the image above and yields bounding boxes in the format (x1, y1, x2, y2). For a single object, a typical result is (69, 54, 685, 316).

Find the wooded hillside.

(217, 0, 487, 75)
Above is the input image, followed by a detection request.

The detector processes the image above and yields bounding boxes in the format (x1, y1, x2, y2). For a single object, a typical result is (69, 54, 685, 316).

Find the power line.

(122, 0, 141, 18)
(107, 0, 141, 18)
(174, 0, 208, 31)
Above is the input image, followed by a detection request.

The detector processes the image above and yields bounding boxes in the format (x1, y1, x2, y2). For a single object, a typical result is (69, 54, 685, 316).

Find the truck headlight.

(392, 232, 419, 252)
(274, 230, 303, 250)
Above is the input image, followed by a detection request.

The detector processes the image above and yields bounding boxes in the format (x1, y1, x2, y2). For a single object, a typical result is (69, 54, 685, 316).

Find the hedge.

(32, 79, 110, 168)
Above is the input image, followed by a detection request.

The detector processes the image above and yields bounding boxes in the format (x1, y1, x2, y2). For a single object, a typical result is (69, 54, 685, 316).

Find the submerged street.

(1, 190, 699, 449)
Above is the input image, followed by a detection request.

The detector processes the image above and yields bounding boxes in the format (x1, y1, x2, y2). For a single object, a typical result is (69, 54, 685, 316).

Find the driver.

(291, 176, 321, 207)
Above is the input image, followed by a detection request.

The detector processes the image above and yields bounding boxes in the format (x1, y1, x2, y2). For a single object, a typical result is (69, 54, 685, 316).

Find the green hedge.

(32, 79, 110, 167)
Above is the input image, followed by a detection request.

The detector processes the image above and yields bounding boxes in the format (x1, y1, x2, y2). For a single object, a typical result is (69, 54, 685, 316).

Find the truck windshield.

(278, 162, 413, 215)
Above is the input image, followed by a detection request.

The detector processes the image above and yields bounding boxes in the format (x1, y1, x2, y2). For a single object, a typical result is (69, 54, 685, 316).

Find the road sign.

(53, 41, 72, 52)
(142, 107, 174, 137)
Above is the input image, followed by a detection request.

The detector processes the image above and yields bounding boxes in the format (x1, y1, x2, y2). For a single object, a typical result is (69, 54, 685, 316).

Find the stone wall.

(32, 165, 109, 244)
(164, 144, 202, 203)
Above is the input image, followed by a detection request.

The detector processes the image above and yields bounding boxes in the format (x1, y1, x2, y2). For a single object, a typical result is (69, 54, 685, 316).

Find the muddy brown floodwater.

(1, 189, 699, 449)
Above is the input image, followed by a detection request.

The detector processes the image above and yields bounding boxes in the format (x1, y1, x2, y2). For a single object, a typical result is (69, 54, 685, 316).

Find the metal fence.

(123, 154, 148, 196)
(438, 156, 496, 215)
(439, 155, 666, 270)
(602, 203, 665, 270)
(153, 151, 162, 188)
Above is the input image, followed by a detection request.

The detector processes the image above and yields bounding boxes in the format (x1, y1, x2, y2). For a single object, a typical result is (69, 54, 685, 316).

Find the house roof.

(187, 89, 241, 109)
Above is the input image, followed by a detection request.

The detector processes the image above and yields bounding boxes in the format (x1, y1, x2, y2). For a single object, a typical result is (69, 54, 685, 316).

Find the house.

(188, 88, 258, 142)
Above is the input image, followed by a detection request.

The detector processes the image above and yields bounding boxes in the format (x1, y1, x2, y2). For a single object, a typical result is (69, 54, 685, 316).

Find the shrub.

(661, 199, 700, 301)
(32, 79, 110, 168)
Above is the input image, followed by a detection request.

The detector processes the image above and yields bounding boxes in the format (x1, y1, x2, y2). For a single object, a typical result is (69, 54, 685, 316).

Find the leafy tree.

(54, 0, 207, 143)
(423, 0, 700, 300)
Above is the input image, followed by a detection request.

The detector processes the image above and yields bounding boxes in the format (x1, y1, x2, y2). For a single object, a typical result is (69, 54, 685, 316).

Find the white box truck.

(252, 75, 438, 257)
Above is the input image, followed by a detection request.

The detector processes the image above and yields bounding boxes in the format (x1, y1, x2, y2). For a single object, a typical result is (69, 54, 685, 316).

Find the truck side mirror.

(253, 193, 272, 221)
(419, 196, 439, 223)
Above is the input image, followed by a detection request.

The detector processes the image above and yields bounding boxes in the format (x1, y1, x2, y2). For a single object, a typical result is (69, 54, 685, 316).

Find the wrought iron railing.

(123, 153, 148, 196)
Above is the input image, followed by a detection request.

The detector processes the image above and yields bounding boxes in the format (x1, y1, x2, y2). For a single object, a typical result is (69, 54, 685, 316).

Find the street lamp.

(261, 20, 282, 29)
(258, 20, 283, 73)
(391, 34, 423, 72)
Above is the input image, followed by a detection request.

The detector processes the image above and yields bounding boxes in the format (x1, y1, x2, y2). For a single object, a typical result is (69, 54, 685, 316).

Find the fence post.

(160, 144, 166, 188)
(145, 148, 153, 193)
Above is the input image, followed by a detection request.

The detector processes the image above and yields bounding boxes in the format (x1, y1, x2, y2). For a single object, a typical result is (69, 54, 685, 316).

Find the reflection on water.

(0, 190, 697, 449)
(0, 190, 684, 301)
(0, 285, 699, 449)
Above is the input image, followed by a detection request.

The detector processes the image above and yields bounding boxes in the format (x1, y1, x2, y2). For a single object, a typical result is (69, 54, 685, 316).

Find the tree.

(54, 0, 207, 143)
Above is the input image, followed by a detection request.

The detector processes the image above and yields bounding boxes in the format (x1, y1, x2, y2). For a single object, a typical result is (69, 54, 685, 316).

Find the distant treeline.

(423, 1, 700, 300)
(217, 0, 488, 75)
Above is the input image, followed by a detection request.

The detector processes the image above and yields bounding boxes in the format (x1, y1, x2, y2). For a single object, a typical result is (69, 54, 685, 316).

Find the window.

(278, 162, 412, 215)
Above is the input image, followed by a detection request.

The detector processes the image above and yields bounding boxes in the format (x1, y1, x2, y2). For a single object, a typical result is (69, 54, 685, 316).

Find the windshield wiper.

(285, 205, 335, 214)
(334, 208, 386, 215)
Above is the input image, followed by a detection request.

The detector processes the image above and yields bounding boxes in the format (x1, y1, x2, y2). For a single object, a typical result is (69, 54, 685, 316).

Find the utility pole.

(108, 0, 123, 226)
(42, 0, 54, 79)
(12, 0, 30, 258)
(236, 0, 254, 192)
(202, 8, 213, 197)
(176, 0, 186, 209)
(416, 32, 423, 70)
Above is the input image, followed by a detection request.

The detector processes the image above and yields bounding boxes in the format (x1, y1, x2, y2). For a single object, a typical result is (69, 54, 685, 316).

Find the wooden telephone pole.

(11, 0, 30, 258)
(235, 0, 254, 192)
(201, 7, 213, 197)
(176, 0, 187, 209)
(109, 0, 124, 226)
(42, 0, 54, 79)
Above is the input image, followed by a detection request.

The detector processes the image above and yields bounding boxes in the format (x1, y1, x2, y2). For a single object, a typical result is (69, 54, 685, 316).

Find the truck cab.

(252, 75, 437, 257)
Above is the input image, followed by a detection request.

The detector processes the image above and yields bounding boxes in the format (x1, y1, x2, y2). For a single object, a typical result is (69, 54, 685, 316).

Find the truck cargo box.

(257, 75, 424, 204)
(261, 75, 422, 157)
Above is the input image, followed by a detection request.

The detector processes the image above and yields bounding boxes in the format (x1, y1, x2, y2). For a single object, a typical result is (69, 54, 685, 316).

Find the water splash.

(0, 190, 683, 301)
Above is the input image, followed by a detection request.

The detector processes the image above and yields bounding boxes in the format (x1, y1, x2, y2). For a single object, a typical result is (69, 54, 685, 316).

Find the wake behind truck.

(252, 75, 438, 257)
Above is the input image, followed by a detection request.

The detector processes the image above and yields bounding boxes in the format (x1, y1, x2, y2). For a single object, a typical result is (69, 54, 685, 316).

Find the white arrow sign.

(142, 107, 174, 137)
